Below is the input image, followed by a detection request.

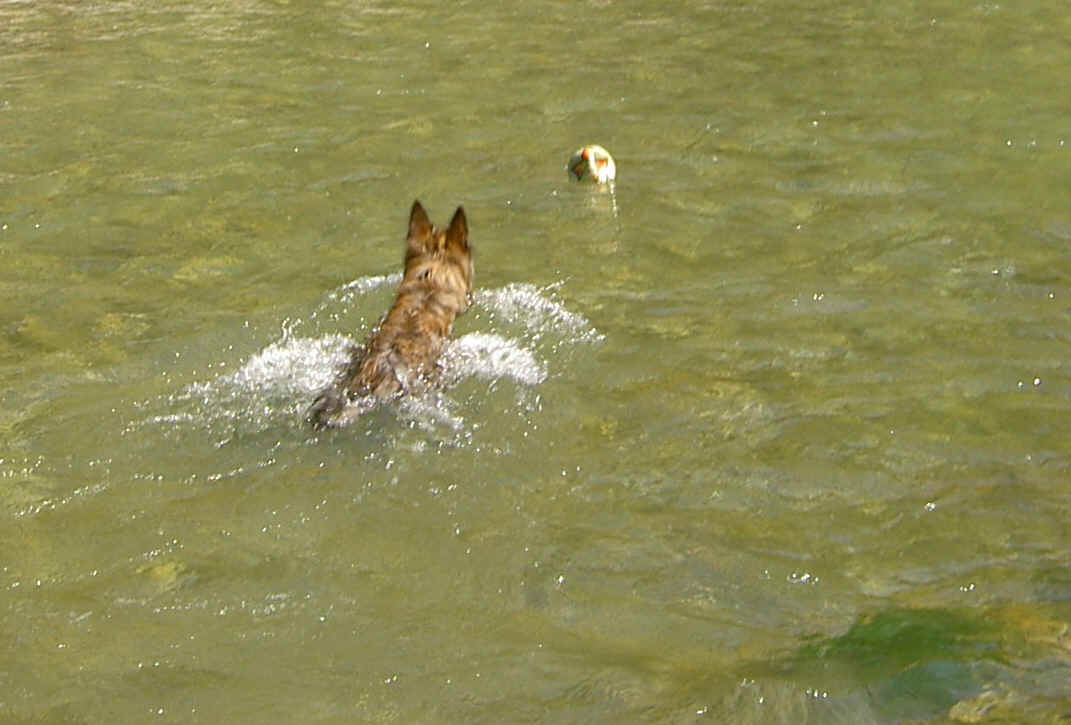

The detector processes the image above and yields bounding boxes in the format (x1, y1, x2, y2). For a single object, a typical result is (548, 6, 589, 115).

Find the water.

(3, 0, 1070, 722)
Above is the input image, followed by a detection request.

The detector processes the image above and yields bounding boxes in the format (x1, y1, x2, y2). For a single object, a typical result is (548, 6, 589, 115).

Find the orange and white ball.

(568, 145, 616, 183)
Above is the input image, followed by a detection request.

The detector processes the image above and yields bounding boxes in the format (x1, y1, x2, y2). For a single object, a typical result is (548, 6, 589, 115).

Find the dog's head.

(403, 200, 474, 301)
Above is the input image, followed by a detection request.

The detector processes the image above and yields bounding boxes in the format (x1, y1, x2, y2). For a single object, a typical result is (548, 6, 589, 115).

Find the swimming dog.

(307, 200, 473, 428)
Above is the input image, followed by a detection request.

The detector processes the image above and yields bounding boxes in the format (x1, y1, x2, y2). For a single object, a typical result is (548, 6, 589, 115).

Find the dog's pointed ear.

(408, 200, 432, 242)
(446, 206, 468, 250)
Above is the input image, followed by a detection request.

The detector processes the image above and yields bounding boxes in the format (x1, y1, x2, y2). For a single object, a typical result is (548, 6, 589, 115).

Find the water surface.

(3, 1, 1070, 722)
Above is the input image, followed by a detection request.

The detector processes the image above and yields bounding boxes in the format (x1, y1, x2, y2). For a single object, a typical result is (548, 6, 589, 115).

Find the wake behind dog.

(306, 200, 474, 429)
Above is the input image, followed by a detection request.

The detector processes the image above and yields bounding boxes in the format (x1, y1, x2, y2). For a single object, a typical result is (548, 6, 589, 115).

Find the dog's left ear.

(446, 206, 468, 250)
(408, 200, 433, 243)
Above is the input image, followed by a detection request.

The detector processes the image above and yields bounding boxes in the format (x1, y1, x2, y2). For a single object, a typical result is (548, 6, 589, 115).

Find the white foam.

(186, 333, 352, 400)
(329, 273, 401, 304)
(474, 283, 604, 344)
(445, 332, 546, 386)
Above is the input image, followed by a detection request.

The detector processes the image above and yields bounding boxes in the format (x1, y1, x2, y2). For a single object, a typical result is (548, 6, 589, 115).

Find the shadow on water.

(687, 605, 1071, 724)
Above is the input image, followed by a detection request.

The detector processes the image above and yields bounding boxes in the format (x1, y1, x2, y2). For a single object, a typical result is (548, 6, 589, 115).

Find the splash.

(444, 332, 546, 386)
(168, 332, 353, 431)
(328, 273, 401, 305)
(153, 276, 601, 437)
(474, 282, 604, 345)
(186, 333, 352, 400)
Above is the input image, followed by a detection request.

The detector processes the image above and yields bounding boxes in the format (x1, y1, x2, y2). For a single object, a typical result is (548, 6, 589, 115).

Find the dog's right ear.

(445, 206, 469, 251)
(408, 200, 432, 243)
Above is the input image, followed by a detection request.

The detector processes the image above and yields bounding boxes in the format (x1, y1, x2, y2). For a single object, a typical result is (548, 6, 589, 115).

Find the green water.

(3, 1, 1070, 722)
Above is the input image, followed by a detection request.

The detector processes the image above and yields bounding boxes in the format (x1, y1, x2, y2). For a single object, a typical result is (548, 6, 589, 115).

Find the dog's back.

(307, 200, 473, 428)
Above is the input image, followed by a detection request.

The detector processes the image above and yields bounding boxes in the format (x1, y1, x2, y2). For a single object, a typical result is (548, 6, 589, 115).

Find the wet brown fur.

(307, 200, 473, 428)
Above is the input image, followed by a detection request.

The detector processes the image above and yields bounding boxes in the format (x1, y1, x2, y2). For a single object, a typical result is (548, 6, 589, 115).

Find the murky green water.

(3, 1, 1070, 722)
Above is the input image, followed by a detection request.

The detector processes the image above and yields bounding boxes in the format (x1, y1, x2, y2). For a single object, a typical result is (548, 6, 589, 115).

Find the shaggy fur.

(307, 200, 473, 428)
